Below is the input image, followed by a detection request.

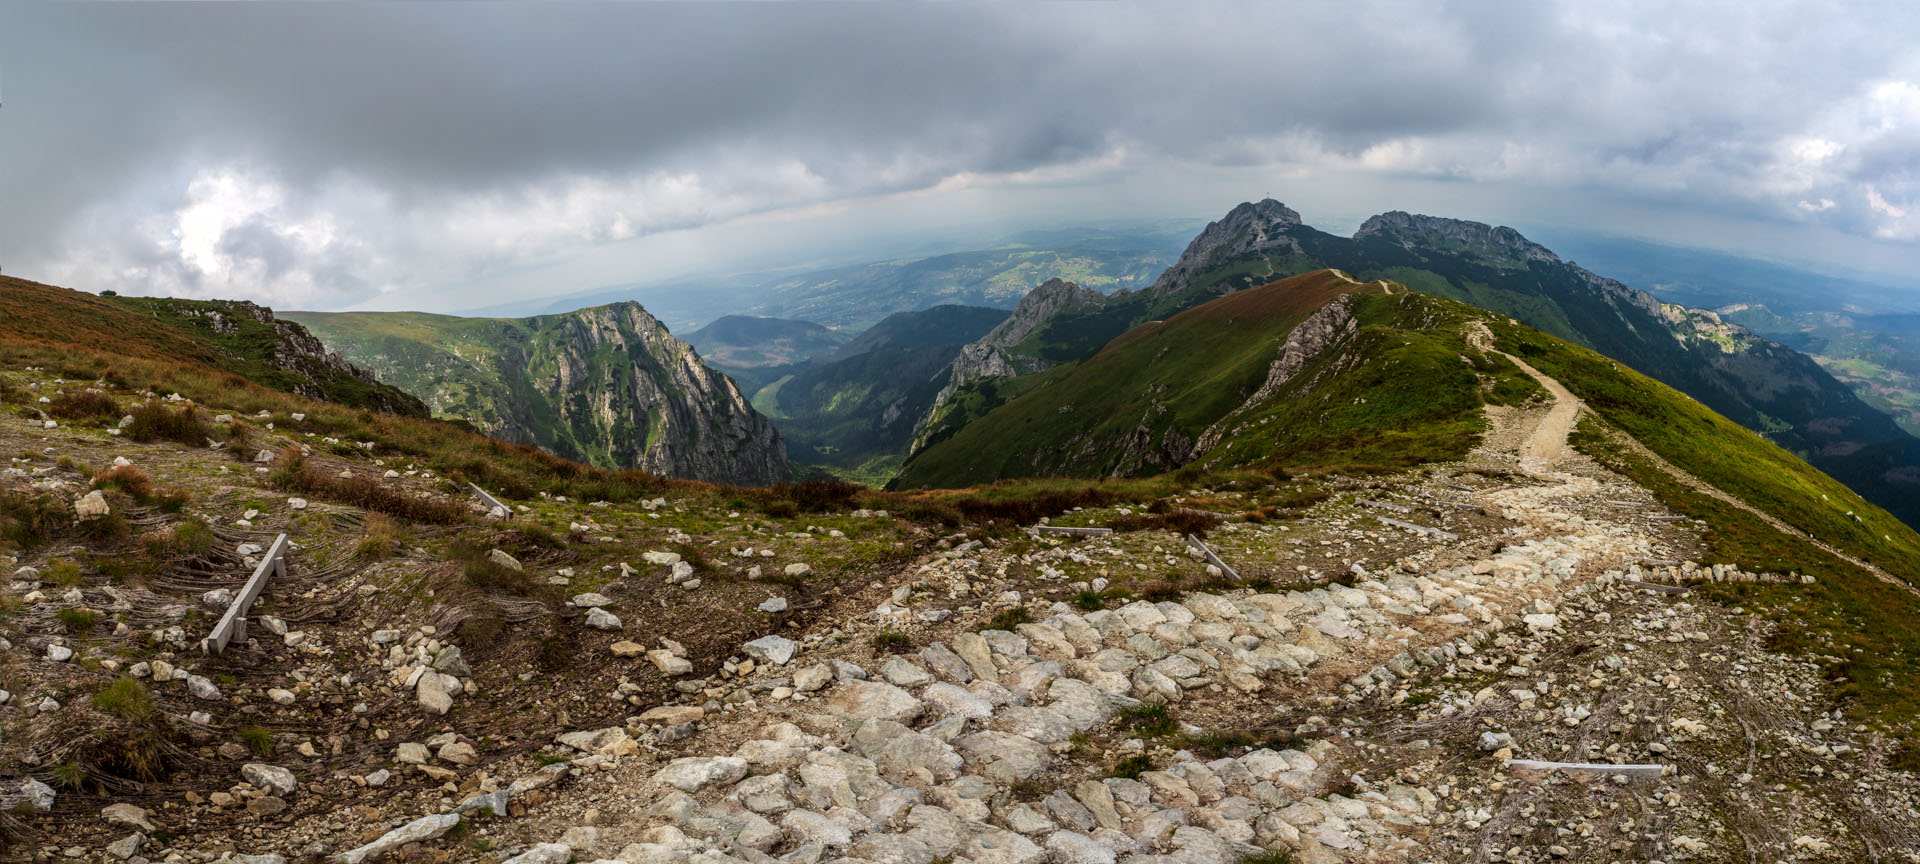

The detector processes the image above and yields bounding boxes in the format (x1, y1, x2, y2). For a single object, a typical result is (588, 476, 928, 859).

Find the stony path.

(431, 415, 1679, 863)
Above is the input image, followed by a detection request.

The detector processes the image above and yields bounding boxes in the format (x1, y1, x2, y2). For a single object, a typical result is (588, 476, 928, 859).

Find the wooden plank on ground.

(1505, 759, 1665, 779)
(1377, 516, 1459, 541)
(201, 533, 288, 656)
(1034, 525, 1114, 536)
(1186, 534, 1239, 581)
(470, 483, 512, 519)
(1649, 515, 1688, 522)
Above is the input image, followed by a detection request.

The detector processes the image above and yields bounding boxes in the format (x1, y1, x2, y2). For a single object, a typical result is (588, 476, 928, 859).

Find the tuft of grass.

(239, 725, 275, 757)
(56, 607, 98, 635)
(92, 678, 155, 722)
(1073, 590, 1106, 611)
(980, 607, 1031, 633)
(1237, 852, 1295, 864)
(91, 465, 189, 512)
(1107, 754, 1155, 780)
(44, 559, 83, 586)
(354, 512, 403, 561)
(1115, 702, 1177, 738)
(169, 518, 216, 555)
(870, 629, 913, 655)
(49, 763, 86, 791)
(1137, 579, 1184, 603)
(0, 490, 68, 551)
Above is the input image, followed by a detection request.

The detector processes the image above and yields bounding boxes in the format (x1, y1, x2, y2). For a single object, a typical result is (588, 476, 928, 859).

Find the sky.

(4, 1, 1920, 314)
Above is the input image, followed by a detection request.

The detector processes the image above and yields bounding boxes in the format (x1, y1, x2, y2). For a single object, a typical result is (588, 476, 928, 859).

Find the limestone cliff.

(289, 302, 788, 486)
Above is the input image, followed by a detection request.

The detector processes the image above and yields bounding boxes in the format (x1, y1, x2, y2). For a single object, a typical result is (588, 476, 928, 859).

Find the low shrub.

(125, 400, 212, 446)
(0, 491, 66, 551)
(274, 449, 467, 524)
(46, 390, 120, 421)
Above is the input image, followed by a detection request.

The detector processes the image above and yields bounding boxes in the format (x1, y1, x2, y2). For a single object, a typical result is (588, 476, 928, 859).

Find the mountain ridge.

(908, 201, 1920, 527)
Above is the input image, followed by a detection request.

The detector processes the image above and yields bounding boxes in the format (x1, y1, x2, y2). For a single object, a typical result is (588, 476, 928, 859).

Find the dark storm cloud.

(3, 1, 1918, 308)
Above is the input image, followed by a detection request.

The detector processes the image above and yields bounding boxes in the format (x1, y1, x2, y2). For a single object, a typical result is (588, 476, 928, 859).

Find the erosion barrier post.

(470, 483, 512, 519)
(1186, 534, 1239, 581)
(1033, 525, 1114, 536)
(201, 533, 288, 656)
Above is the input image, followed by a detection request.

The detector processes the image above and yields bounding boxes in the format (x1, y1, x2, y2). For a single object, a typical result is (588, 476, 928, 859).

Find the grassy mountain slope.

(685, 315, 849, 370)
(0, 277, 426, 417)
(896, 272, 1543, 488)
(288, 303, 787, 485)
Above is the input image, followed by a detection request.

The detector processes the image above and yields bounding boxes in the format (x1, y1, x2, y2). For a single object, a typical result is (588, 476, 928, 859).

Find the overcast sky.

(4, 1, 1920, 313)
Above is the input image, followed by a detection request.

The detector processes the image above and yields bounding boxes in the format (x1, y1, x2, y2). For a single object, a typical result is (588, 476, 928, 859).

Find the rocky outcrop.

(505, 303, 787, 486)
(912, 281, 1106, 454)
(1195, 293, 1360, 455)
(1140, 200, 1304, 297)
(1354, 211, 1560, 270)
(1135, 199, 1304, 303)
(947, 280, 1104, 387)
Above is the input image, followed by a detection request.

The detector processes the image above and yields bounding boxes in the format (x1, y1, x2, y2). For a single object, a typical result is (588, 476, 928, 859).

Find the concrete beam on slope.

(201, 532, 288, 656)
(1505, 759, 1665, 780)
(470, 483, 512, 519)
(1377, 516, 1459, 541)
(1186, 534, 1239, 581)
(1034, 525, 1114, 537)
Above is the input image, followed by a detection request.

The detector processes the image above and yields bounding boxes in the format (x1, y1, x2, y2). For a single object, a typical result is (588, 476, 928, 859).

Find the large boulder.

(825, 680, 924, 723)
(655, 756, 747, 792)
(241, 763, 298, 796)
(337, 814, 461, 864)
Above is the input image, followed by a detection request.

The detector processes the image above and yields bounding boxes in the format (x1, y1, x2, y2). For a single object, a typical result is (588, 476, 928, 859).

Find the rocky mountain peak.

(1353, 211, 1561, 268)
(1142, 200, 1305, 300)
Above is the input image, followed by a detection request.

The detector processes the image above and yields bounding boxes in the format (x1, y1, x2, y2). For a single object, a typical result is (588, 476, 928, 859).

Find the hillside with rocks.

(287, 303, 787, 487)
(0, 278, 427, 420)
(4, 276, 1919, 864)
